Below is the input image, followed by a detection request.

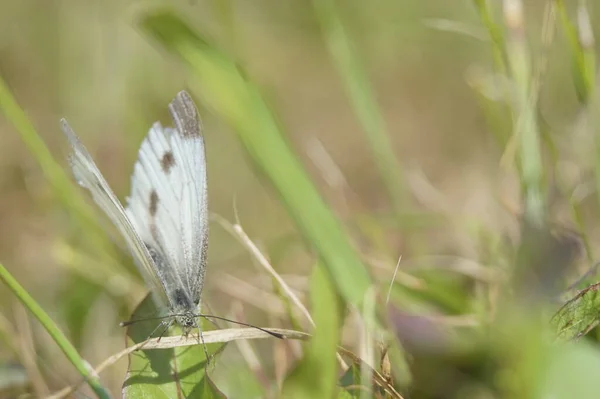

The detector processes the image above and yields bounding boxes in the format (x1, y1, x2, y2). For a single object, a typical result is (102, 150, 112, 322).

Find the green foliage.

(140, 10, 373, 309)
(312, 0, 408, 218)
(553, 282, 600, 340)
(0, 262, 111, 399)
(123, 295, 225, 398)
(281, 264, 342, 398)
(3, 1, 600, 398)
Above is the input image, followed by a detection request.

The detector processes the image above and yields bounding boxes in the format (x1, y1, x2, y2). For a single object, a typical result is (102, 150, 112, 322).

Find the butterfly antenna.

(121, 314, 284, 339)
(195, 313, 286, 339)
(119, 315, 172, 327)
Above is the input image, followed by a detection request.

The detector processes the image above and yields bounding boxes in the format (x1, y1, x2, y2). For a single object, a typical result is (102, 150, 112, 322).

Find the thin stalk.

(0, 263, 111, 399)
(504, 0, 545, 226)
(312, 0, 408, 218)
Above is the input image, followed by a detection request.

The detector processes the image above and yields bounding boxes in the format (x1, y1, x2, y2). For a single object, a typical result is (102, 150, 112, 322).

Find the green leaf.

(552, 282, 600, 341)
(122, 295, 226, 398)
(281, 264, 343, 398)
(338, 363, 360, 398)
(140, 10, 373, 309)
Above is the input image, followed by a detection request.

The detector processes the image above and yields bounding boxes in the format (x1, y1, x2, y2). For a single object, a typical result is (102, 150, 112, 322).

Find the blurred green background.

(3, 0, 600, 398)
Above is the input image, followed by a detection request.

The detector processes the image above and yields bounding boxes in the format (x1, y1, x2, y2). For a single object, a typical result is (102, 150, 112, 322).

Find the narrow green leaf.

(0, 262, 111, 399)
(472, 0, 509, 72)
(281, 264, 343, 398)
(312, 0, 408, 218)
(123, 295, 226, 398)
(0, 74, 112, 248)
(505, 8, 545, 226)
(139, 10, 372, 308)
(556, 0, 596, 104)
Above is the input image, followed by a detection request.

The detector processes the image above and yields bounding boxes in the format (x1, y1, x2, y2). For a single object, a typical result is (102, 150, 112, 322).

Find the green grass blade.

(312, 0, 407, 217)
(0, 74, 113, 253)
(140, 10, 373, 308)
(472, 0, 509, 72)
(557, 1, 600, 219)
(504, 5, 545, 226)
(281, 264, 343, 398)
(556, 0, 596, 104)
(0, 76, 83, 217)
(0, 262, 111, 399)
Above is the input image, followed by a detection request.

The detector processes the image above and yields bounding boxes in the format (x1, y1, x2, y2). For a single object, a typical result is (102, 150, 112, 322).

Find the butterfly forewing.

(125, 91, 209, 313)
(62, 91, 208, 322)
(60, 119, 170, 308)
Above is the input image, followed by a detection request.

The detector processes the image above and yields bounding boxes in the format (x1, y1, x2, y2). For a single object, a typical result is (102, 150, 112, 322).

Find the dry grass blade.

(337, 346, 405, 399)
(211, 213, 349, 369)
(129, 327, 307, 349)
(212, 213, 316, 327)
(386, 255, 402, 304)
(14, 305, 50, 397)
(46, 327, 307, 399)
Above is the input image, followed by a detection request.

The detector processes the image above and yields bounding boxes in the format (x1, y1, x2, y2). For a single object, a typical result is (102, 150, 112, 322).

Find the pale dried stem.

(211, 214, 348, 369)
(14, 304, 51, 397)
(45, 327, 307, 399)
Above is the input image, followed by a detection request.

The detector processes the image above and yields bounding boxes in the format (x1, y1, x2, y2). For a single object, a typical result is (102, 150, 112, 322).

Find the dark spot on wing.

(161, 151, 175, 173)
(149, 190, 159, 216)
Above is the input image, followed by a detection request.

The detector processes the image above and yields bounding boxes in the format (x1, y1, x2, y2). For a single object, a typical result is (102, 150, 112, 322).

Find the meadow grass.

(1, 1, 600, 398)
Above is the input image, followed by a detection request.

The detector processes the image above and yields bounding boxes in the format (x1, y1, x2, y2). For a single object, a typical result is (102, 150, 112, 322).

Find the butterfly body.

(61, 91, 208, 333)
(145, 242, 199, 334)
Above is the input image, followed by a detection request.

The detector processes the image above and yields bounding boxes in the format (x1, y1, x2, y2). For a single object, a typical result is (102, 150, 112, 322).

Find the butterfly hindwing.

(60, 119, 170, 308)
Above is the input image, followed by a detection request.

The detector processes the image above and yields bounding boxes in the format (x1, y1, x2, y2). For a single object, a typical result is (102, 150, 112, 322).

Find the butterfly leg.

(155, 319, 174, 343)
(197, 328, 213, 368)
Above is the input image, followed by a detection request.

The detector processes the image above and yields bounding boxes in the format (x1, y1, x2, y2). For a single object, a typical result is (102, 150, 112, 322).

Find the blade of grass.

(556, 0, 596, 104)
(359, 287, 376, 399)
(575, 2, 595, 100)
(0, 74, 114, 255)
(473, 0, 509, 72)
(140, 10, 373, 308)
(312, 0, 408, 218)
(504, 0, 545, 226)
(0, 262, 111, 399)
(0, 76, 83, 219)
(558, 1, 600, 218)
(281, 264, 344, 398)
(470, 2, 513, 147)
(211, 214, 315, 328)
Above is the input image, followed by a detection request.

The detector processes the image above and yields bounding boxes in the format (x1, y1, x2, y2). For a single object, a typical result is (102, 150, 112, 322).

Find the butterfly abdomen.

(173, 288, 194, 310)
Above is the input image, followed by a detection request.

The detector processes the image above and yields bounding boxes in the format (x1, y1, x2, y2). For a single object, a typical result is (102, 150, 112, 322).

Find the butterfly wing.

(61, 119, 170, 308)
(125, 91, 209, 310)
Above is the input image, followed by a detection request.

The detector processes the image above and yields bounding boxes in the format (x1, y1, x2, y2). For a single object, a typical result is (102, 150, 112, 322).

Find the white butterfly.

(61, 91, 208, 334)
